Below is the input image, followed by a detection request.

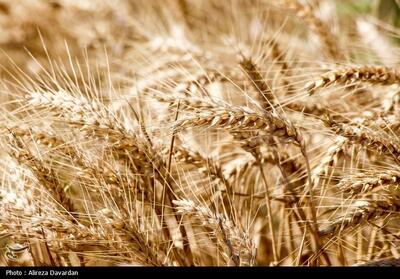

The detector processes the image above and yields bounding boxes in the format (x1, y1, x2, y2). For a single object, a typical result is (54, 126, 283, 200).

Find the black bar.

(0, 267, 399, 278)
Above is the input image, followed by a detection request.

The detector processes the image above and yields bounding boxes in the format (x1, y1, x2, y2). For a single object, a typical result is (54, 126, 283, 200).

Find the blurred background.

(0, 0, 398, 85)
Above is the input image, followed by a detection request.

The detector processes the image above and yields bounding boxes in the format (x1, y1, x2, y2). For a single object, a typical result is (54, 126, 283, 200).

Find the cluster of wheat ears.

(2, 0, 400, 267)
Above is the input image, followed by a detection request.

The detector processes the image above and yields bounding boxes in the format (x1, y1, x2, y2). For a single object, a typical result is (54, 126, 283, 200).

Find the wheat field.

(1, 0, 400, 267)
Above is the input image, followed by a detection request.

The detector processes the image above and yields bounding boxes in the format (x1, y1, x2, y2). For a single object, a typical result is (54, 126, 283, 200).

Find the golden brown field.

(1, 0, 400, 267)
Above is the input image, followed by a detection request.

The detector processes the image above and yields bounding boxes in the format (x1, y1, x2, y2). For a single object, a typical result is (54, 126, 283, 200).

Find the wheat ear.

(320, 198, 400, 236)
(173, 198, 256, 266)
(306, 66, 400, 94)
